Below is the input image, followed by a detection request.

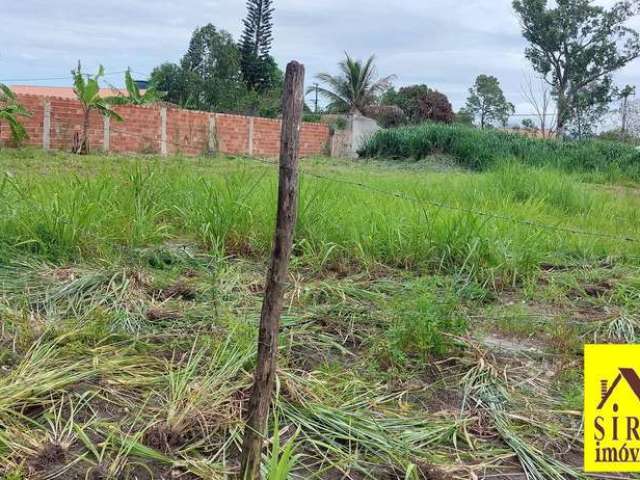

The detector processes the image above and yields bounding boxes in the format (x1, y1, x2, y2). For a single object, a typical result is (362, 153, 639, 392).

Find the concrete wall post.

(160, 107, 168, 157)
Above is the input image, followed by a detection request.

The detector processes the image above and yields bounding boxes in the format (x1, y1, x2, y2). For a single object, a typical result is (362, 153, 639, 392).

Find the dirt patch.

(146, 306, 181, 322)
(247, 281, 264, 295)
(51, 267, 78, 282)
(27, 441, 67, 473)
(158, 281, 197, 301)
(144, 423, 187, 453)
(568, 279, 615, 299)
(481, 333, 546, 356)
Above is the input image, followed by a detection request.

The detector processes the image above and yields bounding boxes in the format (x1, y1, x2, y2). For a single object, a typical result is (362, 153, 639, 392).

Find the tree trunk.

(622, 95, 629, 137)
(556, 88, 568, 138)
(239, 60, 305, 480)
(79, 108, 90, 154)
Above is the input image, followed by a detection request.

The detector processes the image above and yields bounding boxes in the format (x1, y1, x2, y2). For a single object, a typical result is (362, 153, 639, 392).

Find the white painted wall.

(350, 114, 380, 158)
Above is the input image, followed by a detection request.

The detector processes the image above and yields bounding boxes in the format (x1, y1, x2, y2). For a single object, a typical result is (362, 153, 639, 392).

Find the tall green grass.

(359, 122, 640, 181)
(1, 151, 639, 285)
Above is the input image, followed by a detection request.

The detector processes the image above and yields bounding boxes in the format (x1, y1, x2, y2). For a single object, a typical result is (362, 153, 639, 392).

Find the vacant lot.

(1, 148, 639, 479)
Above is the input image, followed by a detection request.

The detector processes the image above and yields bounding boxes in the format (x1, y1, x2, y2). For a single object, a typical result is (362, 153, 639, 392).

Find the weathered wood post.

(239, 60, 305, 480)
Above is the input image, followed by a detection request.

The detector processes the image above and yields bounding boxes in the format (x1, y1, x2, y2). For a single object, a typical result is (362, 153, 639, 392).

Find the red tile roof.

(9, 85, 130, 99)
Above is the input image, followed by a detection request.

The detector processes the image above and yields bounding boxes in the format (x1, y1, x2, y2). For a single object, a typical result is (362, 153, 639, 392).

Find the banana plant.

(0, 83, 30, 146)
(105, 69, 162, 106)
(72, 62, 123, 154)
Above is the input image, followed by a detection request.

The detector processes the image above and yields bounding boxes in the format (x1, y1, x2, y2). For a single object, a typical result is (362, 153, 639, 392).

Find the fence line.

(59, 127, 640, 245)
(241, 156, 640, 244)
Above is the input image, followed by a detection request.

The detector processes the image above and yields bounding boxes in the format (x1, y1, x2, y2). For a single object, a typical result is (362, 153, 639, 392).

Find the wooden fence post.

(239, 60, 305, 480)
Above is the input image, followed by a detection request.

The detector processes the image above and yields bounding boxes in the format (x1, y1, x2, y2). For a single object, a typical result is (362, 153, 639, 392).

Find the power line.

(0, 70, 149, 83)
(509, 113, 558, 117)
(96, 127, 640, 244)
(282, 163, 639, 243)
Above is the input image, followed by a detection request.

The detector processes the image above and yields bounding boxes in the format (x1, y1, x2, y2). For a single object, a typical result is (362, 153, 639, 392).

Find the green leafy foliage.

(106, 69, 161, 106)
(513, 0, 640, 135)
(72, 62, 123, 154)
(360, 121, 640, 180)
(240, 0, 278, 92)
(0, 84, 30, 146)
(264, 414, 300, 480)
(311, 53, 395, 114)
(454, 109, 475, 127)
(149, 23, 283, 117)
(465, 75, 515, 128)
(383, 85, 454, 124)
(384, 279, 465, 365)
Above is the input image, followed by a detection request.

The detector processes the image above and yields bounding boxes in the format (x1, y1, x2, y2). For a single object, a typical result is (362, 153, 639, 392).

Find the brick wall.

(2, 94, 331, 158)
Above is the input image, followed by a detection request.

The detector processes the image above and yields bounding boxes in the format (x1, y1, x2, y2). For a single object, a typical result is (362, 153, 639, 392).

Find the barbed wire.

(84, 126, 640, 244)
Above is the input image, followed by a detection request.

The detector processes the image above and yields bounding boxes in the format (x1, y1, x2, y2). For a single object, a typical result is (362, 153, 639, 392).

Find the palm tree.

(105, 69, 162, 105)
(310, 53, 395, 114)
(0, 84, 30, 146)
(72, 62, 122, 154)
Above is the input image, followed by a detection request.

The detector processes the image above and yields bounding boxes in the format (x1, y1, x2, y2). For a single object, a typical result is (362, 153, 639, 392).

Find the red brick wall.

(216, 113, 250, 155)
(110, 105, 162, 154)
(166, 108, 210, 156)
(5, 94, 330, 158)
(0, 94, 45, 146)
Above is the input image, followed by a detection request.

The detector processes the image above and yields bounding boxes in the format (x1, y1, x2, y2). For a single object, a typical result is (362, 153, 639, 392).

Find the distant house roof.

(9, 85, 131, 99)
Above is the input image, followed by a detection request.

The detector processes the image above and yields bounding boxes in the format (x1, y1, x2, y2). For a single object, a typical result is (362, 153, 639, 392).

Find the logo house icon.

(598, 369, 640, 410)
(585, 345, 640, 473)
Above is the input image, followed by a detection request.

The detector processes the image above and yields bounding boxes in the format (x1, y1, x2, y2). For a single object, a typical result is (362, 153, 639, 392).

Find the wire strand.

(0, 70, 148, 83)
(95, 126, 640, 244)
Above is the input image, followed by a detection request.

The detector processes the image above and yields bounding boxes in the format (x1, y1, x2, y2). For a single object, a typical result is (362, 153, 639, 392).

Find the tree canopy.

(150, 24, 245, 112)
(513, 0, 640, 135)
(383, 85, 454, 124)
(149, 23, 282, 116)
(465, 75, 515, 128)
(312, 53, 394, 114)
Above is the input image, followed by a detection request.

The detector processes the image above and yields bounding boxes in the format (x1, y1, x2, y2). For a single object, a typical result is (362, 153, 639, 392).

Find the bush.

(364, 105, 406, 128)
(359, 122, 640, 179)
(382, 85, 454, 125)
(384, 279, 465, 365)
(303, 113, 323, 123)
(418, 90, 454, 124)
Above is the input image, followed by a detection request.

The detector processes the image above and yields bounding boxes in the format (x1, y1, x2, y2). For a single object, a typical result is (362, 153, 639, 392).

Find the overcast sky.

(2, 0, 640, 117)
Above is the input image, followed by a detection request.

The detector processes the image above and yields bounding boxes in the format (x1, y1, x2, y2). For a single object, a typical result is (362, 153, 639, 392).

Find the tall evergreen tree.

(240, 0, 276, 91)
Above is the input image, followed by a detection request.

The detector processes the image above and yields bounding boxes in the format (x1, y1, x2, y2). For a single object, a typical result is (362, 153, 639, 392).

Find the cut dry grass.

(0, 148, 638, 479)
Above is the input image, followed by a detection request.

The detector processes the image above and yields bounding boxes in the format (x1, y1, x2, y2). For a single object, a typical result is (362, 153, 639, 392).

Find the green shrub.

(359, 122, 640, 180)
(303, 113, 323, 123)
(384, 279, 466, 365)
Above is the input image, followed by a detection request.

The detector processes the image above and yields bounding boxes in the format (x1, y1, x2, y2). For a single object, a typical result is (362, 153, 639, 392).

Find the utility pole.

(620, 85, 636, 138)
(239, 60, 305, 480)
(314, 82, 319, 114)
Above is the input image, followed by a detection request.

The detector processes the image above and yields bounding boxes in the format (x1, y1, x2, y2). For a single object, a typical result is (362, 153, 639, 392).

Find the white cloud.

(1, 0, 639, 113)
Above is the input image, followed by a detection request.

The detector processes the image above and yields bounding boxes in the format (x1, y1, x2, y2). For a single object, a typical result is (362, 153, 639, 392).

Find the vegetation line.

(76, 124, 640, 244)
(203, 154, 640, 244)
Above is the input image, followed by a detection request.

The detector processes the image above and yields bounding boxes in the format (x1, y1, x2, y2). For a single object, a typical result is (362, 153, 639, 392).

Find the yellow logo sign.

(585, 344, 640, 472)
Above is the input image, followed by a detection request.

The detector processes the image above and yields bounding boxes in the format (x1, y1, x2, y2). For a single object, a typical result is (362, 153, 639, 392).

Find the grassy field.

(359, 122, 640, 183)
(1, 148, 640, 479)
